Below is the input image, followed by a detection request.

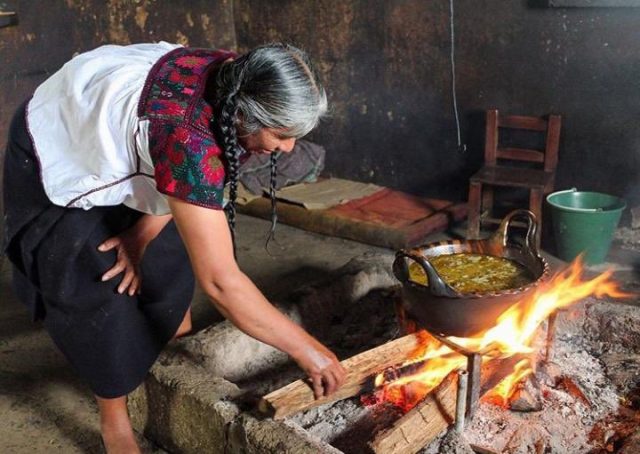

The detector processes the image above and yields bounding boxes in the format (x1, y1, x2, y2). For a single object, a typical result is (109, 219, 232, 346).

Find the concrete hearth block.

(129, 362, 341, 453)
(129, 253, 396, 453)
(128, 363, 242, 453)
(226, 414, 341, 454)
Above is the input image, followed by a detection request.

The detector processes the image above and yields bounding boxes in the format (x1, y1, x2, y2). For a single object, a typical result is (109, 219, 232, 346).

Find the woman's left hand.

(97, 214, 172, 296)
(98, 232, 146, 296)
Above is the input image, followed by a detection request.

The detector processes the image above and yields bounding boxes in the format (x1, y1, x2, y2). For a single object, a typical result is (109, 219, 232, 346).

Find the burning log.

(369, 354, 527, 454)
(508, 375, 542, 412)
(369, 371, 459, 454)
(259, 332, 428, 419)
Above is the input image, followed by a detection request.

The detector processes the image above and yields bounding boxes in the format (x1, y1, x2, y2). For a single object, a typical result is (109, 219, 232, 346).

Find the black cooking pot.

(393, 209, 549, 337)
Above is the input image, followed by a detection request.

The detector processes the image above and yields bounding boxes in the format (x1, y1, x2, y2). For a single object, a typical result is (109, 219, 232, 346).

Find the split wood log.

(369, 354, 527, 454)
(259, 332, 427, 419)
(508, 375, 542, 412)
(370, 371, 458, 454)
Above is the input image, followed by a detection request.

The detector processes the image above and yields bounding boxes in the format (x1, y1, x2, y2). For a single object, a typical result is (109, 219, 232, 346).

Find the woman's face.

(239, 128, 296, 155)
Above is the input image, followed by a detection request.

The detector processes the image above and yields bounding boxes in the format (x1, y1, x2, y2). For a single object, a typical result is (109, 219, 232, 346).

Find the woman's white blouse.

(27, 42, 182, 215)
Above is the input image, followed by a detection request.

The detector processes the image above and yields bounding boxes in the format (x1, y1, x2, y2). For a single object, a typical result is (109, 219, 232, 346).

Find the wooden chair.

(466, 109, 562, 245)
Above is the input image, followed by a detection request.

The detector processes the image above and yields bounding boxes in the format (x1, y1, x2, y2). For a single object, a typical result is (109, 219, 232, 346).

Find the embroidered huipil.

(27, 42, 235, 214)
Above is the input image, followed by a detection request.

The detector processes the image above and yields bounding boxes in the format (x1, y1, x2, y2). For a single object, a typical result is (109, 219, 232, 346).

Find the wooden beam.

(259, 332, 426, 419)
(369, 354, 527, 454)
(370, 371, 458, 454)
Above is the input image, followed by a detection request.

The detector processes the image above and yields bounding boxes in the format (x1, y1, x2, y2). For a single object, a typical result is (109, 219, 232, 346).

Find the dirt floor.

(2, 213, 638, 453)
(0, 214, 388, 453)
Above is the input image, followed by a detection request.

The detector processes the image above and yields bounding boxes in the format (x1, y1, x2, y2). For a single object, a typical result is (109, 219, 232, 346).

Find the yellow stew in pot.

(408, 253, 534, 294)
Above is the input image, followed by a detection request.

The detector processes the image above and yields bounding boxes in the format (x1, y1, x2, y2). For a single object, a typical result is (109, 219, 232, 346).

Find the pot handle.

(393, 250, 460, 298)
(491, 209, 540, 256)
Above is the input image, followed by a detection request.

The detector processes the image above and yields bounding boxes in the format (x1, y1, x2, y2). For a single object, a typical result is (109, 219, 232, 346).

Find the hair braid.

(265, 152, 279, 251)
(215, 74, 243, 248)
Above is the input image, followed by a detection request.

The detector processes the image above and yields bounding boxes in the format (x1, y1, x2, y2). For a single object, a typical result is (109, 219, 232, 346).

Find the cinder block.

(129, 363, 241, 454)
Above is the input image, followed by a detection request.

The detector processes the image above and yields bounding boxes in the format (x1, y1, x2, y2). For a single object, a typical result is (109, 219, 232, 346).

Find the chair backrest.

(484, 109, 561, 173)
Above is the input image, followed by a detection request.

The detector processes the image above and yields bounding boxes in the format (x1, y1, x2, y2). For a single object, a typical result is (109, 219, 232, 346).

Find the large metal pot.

(393, 209, 549, 337)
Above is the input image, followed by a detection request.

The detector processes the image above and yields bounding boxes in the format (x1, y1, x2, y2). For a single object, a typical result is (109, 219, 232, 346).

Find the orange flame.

(483, 359, 534, 406)
(374, 257, 632, 412)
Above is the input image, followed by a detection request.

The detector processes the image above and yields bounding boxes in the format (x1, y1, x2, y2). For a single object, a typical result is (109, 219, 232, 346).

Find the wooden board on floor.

(238, 187, 468, 250)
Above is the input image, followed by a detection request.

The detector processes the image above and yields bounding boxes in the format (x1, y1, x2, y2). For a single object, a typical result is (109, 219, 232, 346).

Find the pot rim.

(403, 238, 550, 299)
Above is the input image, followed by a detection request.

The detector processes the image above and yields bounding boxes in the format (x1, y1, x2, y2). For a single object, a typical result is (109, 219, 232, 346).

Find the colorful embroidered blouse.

(28, 43, 238, 214)
(139, 47, 237, 210)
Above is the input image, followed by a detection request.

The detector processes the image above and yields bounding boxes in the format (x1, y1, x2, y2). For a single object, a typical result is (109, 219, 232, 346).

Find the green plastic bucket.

(546, 188, 626, 265)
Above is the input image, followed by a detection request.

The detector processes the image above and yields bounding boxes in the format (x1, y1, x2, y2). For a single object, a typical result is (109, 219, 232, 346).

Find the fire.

(373, 257, 632, 412)
(483, 359, 533, 407)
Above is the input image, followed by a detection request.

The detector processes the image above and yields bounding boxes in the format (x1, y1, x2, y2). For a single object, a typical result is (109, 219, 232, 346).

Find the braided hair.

(212, 43, 327, 250)
(214, 65, 244, 246)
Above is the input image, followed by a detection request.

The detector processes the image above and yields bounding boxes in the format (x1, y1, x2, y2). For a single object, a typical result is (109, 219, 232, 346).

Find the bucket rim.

(546, 188, 627, 213)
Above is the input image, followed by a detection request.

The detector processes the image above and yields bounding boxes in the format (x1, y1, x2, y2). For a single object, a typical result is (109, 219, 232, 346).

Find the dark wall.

(235, 0, 640, 205)
(2, 0, 639, 208)
(0, 0, 235, 229)
(0, 0, 235, 145)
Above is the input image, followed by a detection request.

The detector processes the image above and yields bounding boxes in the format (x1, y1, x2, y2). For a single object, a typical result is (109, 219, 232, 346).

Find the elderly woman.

(3, 42, 346, 453)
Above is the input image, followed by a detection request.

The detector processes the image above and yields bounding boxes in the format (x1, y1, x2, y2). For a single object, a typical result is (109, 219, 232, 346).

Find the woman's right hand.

(168, 198, 347, 399)
(292, 338, 347, 399)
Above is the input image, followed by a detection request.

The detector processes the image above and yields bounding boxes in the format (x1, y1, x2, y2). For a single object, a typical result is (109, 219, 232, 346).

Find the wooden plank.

(544, 114, 562, 172)
(498, 115, 547, 131)
(259, 332, 425, 419)
(369, 354, 527, 454)
(470, 166, 552, 189)
(237, 188, 467, 249)
(496, 147, 545, 163)
(369, 371, 459, 454)
(484, 109, 499, 165)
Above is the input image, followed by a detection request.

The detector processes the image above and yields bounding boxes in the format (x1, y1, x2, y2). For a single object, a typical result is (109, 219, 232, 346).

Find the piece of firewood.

(259, 332, 427, 419)
(370, 371, 459, 454)
(509, 375, 542, 412)
(369, 355, 527, 454)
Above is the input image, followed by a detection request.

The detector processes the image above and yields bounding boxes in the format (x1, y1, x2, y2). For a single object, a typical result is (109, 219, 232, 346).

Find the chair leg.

(467, 181, 482, 239)
(482, 186, 494, 218)
(529, 188, 543, 250)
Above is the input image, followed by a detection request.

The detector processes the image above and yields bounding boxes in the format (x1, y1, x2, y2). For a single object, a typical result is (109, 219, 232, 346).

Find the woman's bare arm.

(169, 197, 346, 397)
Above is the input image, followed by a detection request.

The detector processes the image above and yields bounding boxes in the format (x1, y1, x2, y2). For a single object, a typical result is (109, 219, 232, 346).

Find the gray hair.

(216, 43, 327, 138)
(213, 43, 327, 250)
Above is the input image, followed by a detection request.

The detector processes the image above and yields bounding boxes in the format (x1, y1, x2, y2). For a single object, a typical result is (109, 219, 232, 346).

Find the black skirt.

(3, 101, 195, 398)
